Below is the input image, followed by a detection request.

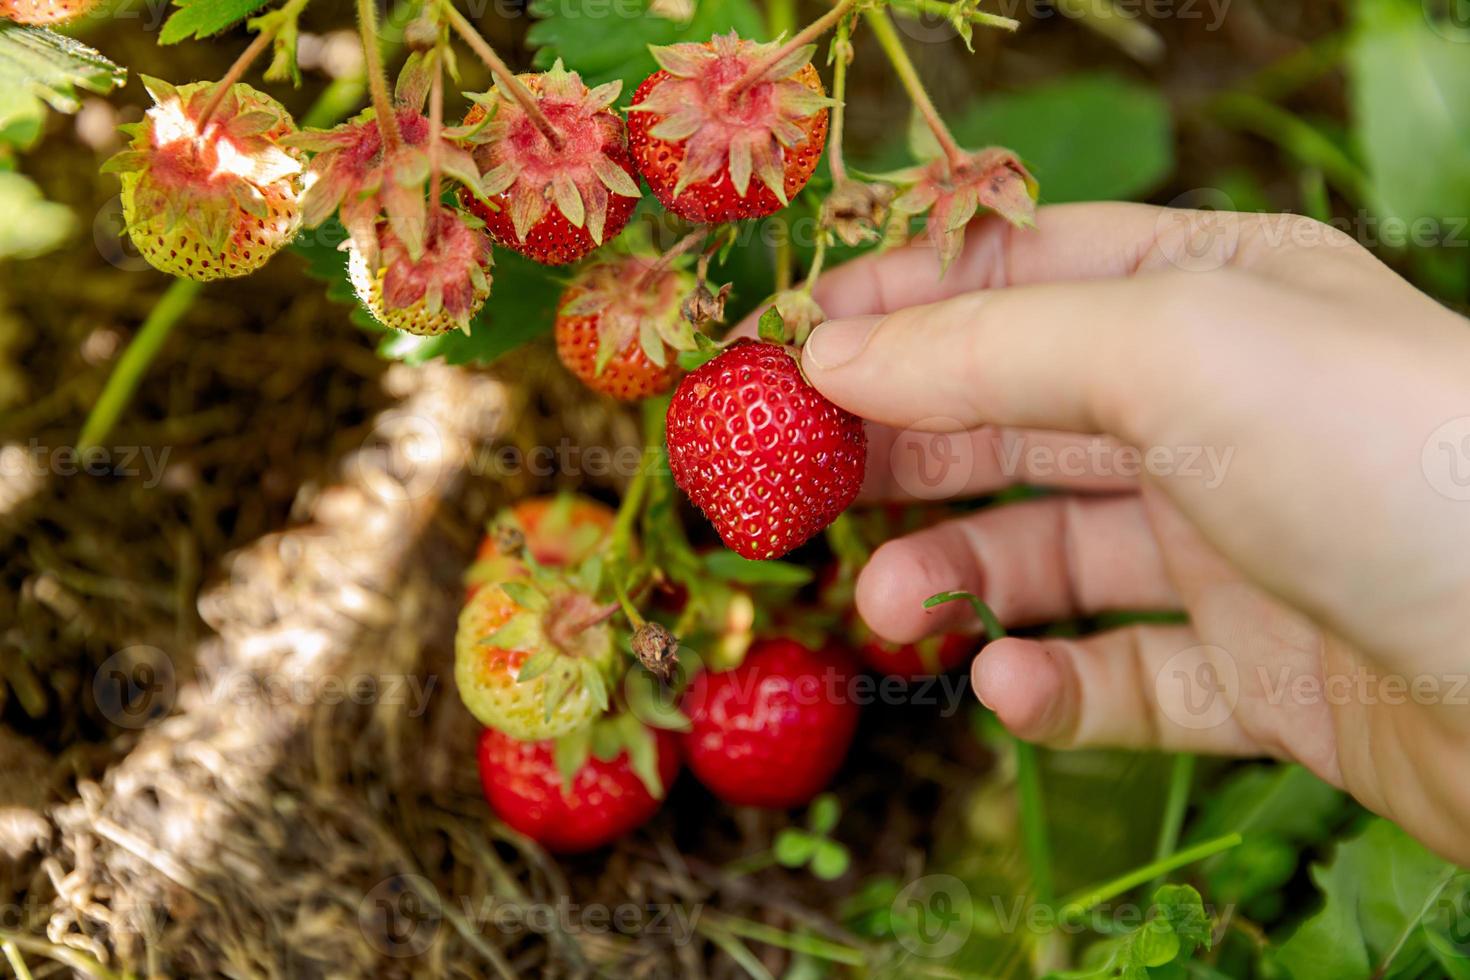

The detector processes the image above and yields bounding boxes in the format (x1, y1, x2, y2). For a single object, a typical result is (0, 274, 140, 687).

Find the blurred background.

(0, 0, 1467, 976)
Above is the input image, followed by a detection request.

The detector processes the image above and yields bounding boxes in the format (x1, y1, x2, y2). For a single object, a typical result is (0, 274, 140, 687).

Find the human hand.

(759, 202, 1470, 864)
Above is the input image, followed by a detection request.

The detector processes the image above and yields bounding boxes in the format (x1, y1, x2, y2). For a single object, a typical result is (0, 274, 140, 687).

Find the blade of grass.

(1059, 832, 1243, 923)
(1149, 752, 1196, 893)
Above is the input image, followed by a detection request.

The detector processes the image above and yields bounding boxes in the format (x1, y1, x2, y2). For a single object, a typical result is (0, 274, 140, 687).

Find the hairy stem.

(637, 228, 708, 287)
(357, 0, 402, 149)
(864, 8, 966, 171)
(732, 0, 860, 93)
(196, 26, 276, 128)
(427, 47, 444, 207)
(826, 14, 852, 183)
(1059, 833, 1244, 921)
(893, 0, 1020, 31)
(443, 4, 563, 150)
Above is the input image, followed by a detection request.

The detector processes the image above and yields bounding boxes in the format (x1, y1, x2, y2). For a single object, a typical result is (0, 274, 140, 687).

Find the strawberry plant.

(8, 0, 1470, 976)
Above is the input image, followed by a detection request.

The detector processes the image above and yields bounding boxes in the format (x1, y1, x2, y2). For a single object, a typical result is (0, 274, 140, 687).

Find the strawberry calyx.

(820, 178, 897, 247)
(551, 711, 673, 798)
(884, 146, 1038, 272)
(630, 31, 833, 203)
(465, 60, 641, 248)
(346, 206, 493, 335)
(560, 254, 698, 375)
(484, 576, 619, 723)
(289, 81, 481, 269)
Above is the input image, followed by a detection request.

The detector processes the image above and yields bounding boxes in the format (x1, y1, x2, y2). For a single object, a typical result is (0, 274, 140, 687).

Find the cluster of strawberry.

(457, 494, 973, 853)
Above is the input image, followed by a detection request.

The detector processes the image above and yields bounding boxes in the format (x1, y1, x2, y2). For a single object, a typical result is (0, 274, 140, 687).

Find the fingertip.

(802, 315, 883, 374)
(972, 638, 1072, 742)
(854, 535, 973, 645)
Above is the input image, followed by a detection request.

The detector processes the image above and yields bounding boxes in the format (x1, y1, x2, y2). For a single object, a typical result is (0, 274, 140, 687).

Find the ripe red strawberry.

(455, 576, 620, 741)
(477, 722, 679, 853)
(627, 32, 830, 224)
(348, 206, 492, 335)
(1, 0, 98, 22)
(554, 255, 696, 401)
(460, 61, 640, 265)
(853, 626, 974, 679)
(465, 495, 616, 599)
(102, 79, 302, 281)
(666, 340, 866, 560)
(681, 638, 859, 808)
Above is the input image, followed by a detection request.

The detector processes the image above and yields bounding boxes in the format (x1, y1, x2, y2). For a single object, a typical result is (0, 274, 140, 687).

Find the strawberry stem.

(636, 228, 707, 288)
(427, 47, 445, 207)
(443, 4, 564, 151)
(826, 15, 853, 184)
(864, 8, 967, 172)
(730, 0, 860, 94)
(358, 0, 403, 150)
(894, 0, 1020, 32)
(195, 20, 278, 129)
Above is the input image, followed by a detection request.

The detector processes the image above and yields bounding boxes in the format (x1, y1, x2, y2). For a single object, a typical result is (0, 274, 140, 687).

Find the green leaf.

(526, 0, 765, 89)
(485, 615, 541, 652)
(0, 23, 125, 145)
(701, 550, 813, 587)
(1187, 764, 1347, 908)
(160, 0, 273, 43)
(499, 580, 549, 612)
(1348, 0, 1470, 283)
(1275, 818, 1461, 980)
(616, 714, 666, 797)
(514, 647, 559, 682)
(0, 172, 74, 260)
(756, 305, 786, 343)
(874, 75, 1173, 204)
(807, 793, 840, 835)
(774, 829, 816, 868)
(809, 839, 850, 881)
(552, 727, 592, 790)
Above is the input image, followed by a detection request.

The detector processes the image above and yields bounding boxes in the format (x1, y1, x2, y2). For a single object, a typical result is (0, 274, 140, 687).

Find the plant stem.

(357, 0, 402, 149)
(442, 4, 563, 150)
(703, 911, 868, 966)
(924, 591, 1052, 903)
(196, 26, 276, 128)
(1, 941, 34, 980)
(79, 278, 203, 450)
(892, 0, 1020, 32)
(1059, 832, 1243, 921)
(1149, 752, 1196, 892)
(864, 8, 966, 171)
(732, 0, 860, 93)
(637, 228, 707, 286)
(826, 14, 852, 183)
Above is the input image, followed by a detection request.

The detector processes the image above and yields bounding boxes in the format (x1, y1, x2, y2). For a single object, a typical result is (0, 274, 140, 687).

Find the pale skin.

(743, 202, 1470, 865)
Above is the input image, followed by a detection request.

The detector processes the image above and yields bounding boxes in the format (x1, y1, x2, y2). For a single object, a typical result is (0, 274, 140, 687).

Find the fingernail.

(804, 315, 882, 371)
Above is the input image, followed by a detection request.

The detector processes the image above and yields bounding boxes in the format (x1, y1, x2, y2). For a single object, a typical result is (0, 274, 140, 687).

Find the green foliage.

(773, 793, 850, 881)
(526, 0, 766, 89)
(160, 0, 273, 43)
(0, 172, 74, 259)
(700, 551, 813, 586)
(1348, 0, 1470, 294)
(1049, 885, 1215, 980)
(1186, 764, 1348, 917)
(868, 74, 1173, 204)
(293, 219, 565, 365)
(0, 22, 126, 148)
(1274, 818, 1466, 980)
